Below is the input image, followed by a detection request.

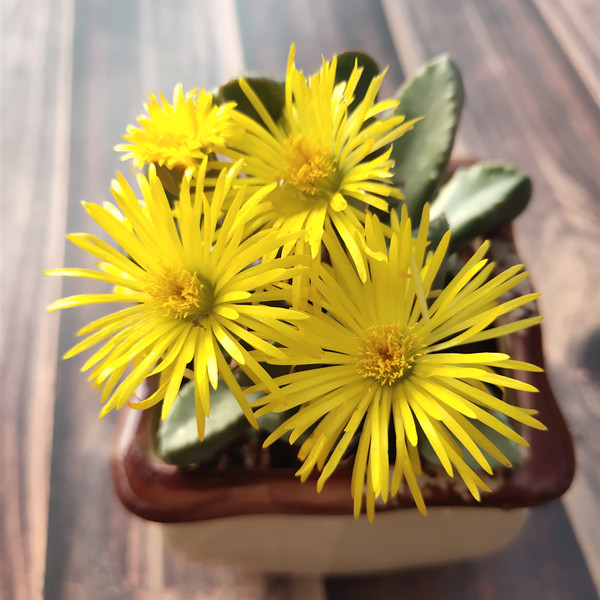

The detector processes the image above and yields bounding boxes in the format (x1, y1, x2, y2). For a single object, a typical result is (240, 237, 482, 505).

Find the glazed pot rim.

(110, 224, 575, 523)
(111, 328, 575, 525)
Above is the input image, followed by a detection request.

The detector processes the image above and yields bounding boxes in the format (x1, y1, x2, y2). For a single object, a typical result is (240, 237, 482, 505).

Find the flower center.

(156, 132, 206, 155)
(278, 133, 335, 194)
(145, 266, 214, 321)
(356, 324, 421, 386)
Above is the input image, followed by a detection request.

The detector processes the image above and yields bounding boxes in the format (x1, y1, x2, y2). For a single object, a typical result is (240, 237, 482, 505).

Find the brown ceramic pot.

(110, 185, 575, 573)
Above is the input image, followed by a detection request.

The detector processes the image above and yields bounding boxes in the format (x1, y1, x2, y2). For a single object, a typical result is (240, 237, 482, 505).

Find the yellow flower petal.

(256, 205, 544, 518)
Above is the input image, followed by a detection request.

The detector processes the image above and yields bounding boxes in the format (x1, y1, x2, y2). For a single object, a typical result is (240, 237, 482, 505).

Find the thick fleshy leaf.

(216, 77, 285, 126)
(154, 163, 184, 198)
(431, 163, 532, 252)
(334, 51, 380, 111)
(157, 379, 261, 465)
(390, 55, 464, 223)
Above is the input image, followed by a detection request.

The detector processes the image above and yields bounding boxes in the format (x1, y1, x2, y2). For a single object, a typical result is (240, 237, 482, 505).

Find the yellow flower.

(225, 44, 420, 280)
(115, 84, 240, 171)
(47, 162, 313, 439)
(253, 205, 546, 520)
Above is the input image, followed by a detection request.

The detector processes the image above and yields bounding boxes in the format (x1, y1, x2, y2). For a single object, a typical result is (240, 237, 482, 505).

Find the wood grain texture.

(382, 0, 600, 590)
(531, 0, 600, 103)
(40, 2, 325, 599)
(1, 0, 598, 598)
(235, 0, 405, 98)
(1, 0, 75, 598)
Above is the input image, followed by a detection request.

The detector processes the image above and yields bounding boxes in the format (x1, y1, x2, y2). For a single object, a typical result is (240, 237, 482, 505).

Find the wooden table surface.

(3, 1, 599, 598)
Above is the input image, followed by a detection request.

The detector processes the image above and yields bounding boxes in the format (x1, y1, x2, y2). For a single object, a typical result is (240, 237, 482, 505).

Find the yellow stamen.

(145, 266, 213, 320)
(356, 324, 421, 386)
(278, 133, 335, 194)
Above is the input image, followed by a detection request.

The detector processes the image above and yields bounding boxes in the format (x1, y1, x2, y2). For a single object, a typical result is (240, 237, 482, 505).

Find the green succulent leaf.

(157, 379, 262, 466)
(431, 162, 532, 252)
(425, 213, 450, 250)
(334, 51, 380, 111)
(216, 77, 285, 126)
(391, 55, 464, 223)
(154, 163, 184, 199)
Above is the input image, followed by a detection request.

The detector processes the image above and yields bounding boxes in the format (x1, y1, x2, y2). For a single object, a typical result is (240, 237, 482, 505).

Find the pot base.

(161, 506, 529, 574)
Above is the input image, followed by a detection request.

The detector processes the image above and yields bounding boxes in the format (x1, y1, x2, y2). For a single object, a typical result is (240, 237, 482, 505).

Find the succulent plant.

(156, 52, 532, 473)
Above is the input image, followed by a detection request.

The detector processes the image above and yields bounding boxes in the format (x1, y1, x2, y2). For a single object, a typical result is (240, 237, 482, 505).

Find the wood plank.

(382, 0, 600, 591)
(234, 0, 405, 97)
(37, 1, 325, 598)
(530, 0, 600, 104)
(1, 0, 75, 598)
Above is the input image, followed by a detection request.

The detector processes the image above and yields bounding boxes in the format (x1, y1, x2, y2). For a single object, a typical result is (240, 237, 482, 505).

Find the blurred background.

(2, 1, 599, 598)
